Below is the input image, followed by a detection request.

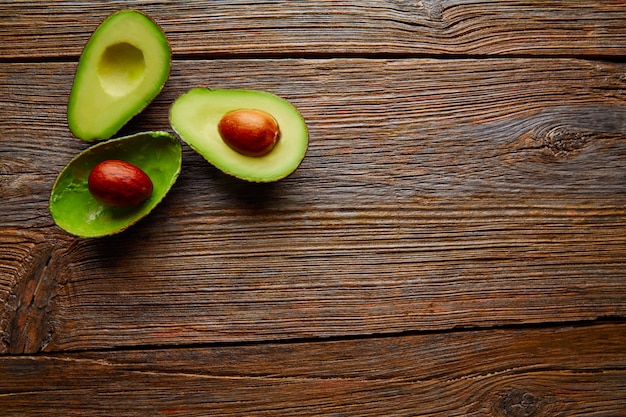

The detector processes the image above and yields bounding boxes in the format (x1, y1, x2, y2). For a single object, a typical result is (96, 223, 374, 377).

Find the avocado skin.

(49, 132, 182, 238)
(68, 10, 171, 141)
(170, 88, 309, 183)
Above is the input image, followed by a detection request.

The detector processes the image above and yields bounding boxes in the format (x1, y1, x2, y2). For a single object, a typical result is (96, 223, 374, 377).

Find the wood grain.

(2, 58, 625, 353)
(1, 1, 626, 59)
(0, 322, 624, 416)
(2, 2, 626, 414)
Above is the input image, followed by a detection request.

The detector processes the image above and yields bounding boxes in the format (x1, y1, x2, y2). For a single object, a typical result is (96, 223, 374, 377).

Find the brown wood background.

(1, 1, 625, 415)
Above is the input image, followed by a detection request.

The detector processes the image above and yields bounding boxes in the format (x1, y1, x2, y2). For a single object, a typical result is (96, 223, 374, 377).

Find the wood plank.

(1, 58, 626, 352)
(0, 322, 624, 416)
(1, 1, 626, 59)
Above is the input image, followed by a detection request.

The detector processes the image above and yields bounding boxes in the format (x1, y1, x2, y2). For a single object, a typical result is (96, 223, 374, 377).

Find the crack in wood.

(4, 240, 58, 354)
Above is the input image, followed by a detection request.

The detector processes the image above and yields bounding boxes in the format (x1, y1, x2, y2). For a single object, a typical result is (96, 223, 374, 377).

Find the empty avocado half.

(68, 10, 171, 141)
(170, 88, 308, 182)
(50, 131, 182, 238)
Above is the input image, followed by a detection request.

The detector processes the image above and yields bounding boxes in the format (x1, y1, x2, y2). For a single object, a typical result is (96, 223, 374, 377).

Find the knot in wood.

(542, 126, 590, 155)
(492, 388, 542, 417)
(417, 0, 444, 22)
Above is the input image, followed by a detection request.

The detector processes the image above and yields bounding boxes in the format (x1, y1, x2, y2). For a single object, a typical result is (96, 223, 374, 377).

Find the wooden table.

(2, 1, 625, 415)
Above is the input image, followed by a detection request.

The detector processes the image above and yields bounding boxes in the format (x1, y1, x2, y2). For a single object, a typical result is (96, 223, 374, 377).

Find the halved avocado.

(170, 88, 308, 182)
(68, 10, 171, 141)
(49, 132, 182, 238)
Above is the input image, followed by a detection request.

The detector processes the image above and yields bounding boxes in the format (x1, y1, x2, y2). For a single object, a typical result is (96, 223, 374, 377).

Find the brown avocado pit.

(88, 159, 154, 207)
(217, 109, 281, 157)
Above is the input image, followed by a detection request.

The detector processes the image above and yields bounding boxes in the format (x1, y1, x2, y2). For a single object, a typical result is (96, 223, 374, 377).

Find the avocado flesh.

(68, 10, 171, 141)
(170, 88, 308, 182)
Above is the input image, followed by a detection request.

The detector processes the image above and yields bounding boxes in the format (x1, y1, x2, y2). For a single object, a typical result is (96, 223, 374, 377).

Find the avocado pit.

(217, 109, 280, 157)
(88, 159, 153, 207)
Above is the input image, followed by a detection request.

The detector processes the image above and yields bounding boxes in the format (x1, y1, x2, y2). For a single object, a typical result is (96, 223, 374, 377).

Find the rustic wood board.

(2, 1, 626, 59)
(2, 58, 625, 352)
(1, 0, 625, 415)
(1, 323, 624, 415)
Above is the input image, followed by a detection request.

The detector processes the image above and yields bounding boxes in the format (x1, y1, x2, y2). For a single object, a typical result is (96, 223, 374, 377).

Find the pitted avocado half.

(50, 132, 182, 238)
(68, 10, 171, 141)
(170, 88, 308, 182)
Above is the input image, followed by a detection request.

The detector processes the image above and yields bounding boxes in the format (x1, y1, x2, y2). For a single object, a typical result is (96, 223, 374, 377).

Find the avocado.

(68, 10, 171, 141)
(170, 88, 308, 182)
(49, 131, 182, 238)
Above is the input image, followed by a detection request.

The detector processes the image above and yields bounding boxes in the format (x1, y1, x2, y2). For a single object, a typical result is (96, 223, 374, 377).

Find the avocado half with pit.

(68, 10, 171, 141)
(49, 131, 182, 238)
(170, 88, 308, 182)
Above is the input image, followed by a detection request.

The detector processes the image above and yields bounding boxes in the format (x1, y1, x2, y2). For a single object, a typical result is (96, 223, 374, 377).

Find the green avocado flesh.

(49, 132, 182, 238)
(170, 88, 308, 182)
(68, 10, 171, 141)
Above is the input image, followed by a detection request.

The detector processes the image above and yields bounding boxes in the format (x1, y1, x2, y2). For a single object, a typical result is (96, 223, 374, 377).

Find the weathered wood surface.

(2, 1, 626, 59)
(3, 57, 626, 351)
(1, 1, 626, 415)
(1, 323, 625, 416)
